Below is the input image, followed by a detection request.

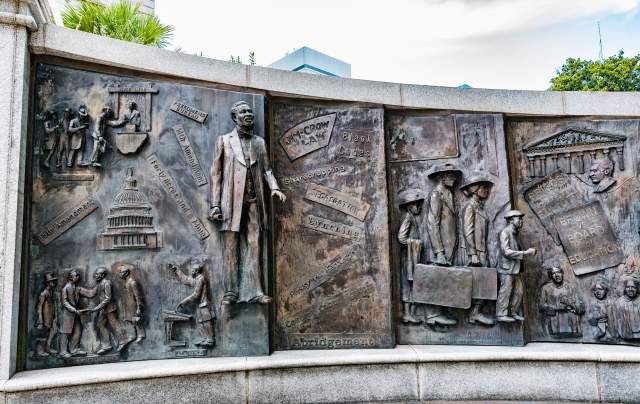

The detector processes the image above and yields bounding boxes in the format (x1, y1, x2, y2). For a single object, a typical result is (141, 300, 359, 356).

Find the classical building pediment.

(523, 128, 626, 178)
(524, 128, 626, 155)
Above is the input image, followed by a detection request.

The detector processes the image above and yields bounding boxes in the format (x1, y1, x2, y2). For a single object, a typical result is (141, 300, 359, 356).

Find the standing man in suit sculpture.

(496, 210, 537, 323)
(424, 163, 461, 326)
(208, 101, 286, 305)
(427, 163, 461, 266)
(461, 173, 495, 326)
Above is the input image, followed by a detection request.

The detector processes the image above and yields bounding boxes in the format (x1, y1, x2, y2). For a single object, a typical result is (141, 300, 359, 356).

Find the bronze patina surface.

(270, 100, 393, 350)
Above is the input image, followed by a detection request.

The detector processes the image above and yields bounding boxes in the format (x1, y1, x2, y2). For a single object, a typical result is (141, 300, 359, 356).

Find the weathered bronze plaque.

(507, 118, 640, 345)
(271, 99, 393, 349)
(387, 114, 459, 162)
(169, 101, 208, 123)
(389, 113, 524, 345)
(25, 63, 270, 369)
(35, 197, 100, 245)
(279, 113, 336, 160)
(523, 171, 589, 244)
(304, 182, 371, 221)
(553, 201, 623, 275)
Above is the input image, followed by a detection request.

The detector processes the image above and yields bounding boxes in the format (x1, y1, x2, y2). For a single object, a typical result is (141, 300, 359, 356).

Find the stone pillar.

(0, 0, 37, 381)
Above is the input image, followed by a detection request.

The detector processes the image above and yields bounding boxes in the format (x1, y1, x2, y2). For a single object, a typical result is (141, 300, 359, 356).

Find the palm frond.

(61, 0, 173, 48)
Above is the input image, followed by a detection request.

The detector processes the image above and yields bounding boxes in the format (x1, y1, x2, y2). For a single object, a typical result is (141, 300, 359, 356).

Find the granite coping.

(2, 343, 640, 393)
(29, 24, 640, 117)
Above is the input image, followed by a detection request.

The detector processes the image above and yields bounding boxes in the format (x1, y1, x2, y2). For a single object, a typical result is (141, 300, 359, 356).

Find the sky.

(155, 0, 640, 90)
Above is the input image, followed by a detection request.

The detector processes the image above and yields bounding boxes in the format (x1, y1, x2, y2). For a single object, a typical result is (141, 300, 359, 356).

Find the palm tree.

(62, 0, 173, 48)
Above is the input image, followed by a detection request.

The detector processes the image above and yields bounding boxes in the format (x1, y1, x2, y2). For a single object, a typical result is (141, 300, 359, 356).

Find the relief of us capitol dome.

(97, 167, 163, 250)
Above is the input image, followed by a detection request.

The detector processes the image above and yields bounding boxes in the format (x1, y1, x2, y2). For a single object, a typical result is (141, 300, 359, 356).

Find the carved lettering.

(169, 101, 208, 123)
(146, 154, 210, 240)
(337, 146, 372, 160)
(173, 125, 207, 186)
(280, 113, 336, 160)
(288, 333, 377, 349)
(304, 183, 370, 221)
(523, 171, 589, 243)
(342, 131, 372, 144)
(553, 201, 623, 275)
(303, 215, 363, 240)
(35, 197, 99, 245)
(174, 348, 208, 358)
(281, 165, 348, 186)
(107, 84, 157, 93)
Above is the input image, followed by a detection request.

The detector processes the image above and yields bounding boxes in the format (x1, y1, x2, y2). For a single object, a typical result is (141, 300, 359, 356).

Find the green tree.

(62, 0, 173, 48)
(550, 51, 640, 91)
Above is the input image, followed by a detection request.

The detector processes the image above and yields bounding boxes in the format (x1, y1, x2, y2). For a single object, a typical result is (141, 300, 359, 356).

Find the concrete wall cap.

(29, 24, 640, 117)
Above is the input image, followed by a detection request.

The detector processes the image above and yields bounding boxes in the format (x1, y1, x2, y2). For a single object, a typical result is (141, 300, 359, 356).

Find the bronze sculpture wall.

(23, 61, 640, 370)
(26, 63, 270, 370)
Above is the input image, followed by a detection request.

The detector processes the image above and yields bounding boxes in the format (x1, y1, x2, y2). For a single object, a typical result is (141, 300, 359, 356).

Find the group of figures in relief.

(397, 163, 536, 328)
(34, 264, 144, 358)
(41, 100, 142, 169)
(537, 257, 640, 341)
(34, 94, 285, 360)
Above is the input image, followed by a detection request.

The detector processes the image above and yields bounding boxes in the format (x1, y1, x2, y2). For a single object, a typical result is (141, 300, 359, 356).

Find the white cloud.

(156, 0, 640, 89)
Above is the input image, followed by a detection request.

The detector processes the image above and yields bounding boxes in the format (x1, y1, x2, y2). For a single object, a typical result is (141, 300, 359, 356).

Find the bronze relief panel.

(508, 118, 640, 344)
(26, 63, 270, 369)
(270, 100, 393, 349)
(388, 113, 525, 346)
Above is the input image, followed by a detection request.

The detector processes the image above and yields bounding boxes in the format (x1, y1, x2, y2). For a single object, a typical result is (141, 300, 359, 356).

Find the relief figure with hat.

(397, 188, 425, 324)
(427, 163, 462, 266)
(35, 272, 59, 358)
(461, 172, 496, 326)
(423, 163, 462, 326)
(56, 108, 73, 168)
(67, 105, 90, 167)
(42, 110, 60, 168)
(496, 210, 537, 323)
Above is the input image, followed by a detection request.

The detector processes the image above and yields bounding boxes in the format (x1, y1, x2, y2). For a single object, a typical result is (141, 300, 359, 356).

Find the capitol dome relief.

(97, 167, 163, 250)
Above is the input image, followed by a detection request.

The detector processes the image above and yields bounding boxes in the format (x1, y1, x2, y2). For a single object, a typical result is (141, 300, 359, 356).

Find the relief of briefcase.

(412, 264, 497, 309)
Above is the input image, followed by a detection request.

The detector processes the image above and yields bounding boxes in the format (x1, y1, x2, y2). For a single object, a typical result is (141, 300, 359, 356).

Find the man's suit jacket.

(462, 199, 489, 264)
(498, 223, 525, 275)
(427, 184, 458, 263)
(210, 129, 280, 232)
